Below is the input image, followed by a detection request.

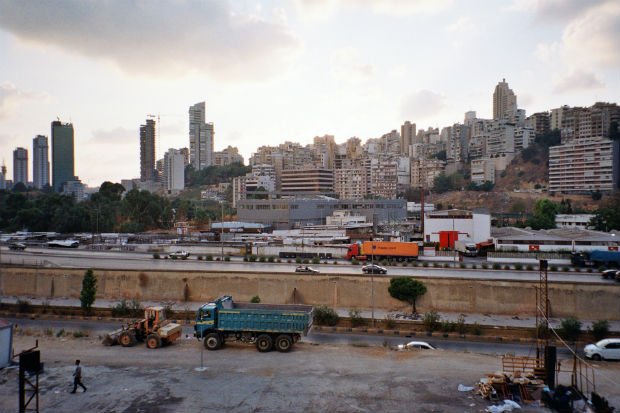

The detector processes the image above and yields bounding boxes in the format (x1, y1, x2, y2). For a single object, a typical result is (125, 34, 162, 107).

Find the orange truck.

(346, 241, 419, 261)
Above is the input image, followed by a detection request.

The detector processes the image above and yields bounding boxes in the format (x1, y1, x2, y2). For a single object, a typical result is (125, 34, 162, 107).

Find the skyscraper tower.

(493, 78, 517, 121)
(13, 147, 28, 185)
(189, 102, 214, 170)
(33, 135, 50, 189)
(401, 121, 416, 154)
(140, 118, 157, 181)
(51, 120, 75, 192)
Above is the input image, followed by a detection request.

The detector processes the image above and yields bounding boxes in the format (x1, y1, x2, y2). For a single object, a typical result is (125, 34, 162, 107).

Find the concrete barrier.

(1, 266, 619, 320)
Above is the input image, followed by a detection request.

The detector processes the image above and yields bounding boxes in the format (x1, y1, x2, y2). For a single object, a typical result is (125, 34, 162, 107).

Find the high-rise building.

(140, 118, 157, 182)
(13, 147, 28, 185)
(0, 163, 6, 189)
(188, 102, 214, 170)
(163, 148, 185, 192)
(401, 121, 416, 156)
(493, 78, 517, 121)
(32, 135, 50, 189)
(51, 120, 75, 192)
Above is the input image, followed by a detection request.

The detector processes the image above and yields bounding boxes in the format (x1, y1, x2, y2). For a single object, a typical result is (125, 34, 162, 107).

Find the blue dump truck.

(571, 250, 620, 267)
(194, 296, 313, 352)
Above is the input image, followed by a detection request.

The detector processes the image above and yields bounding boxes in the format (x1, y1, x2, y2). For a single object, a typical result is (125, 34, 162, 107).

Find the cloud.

(0, 82, 48, 120)
(510, 0, 607, 23)
(294, 0, 452, 20)
(90, 127, 137, 144)
(561, 1, 620, 69)
(331, 47, 375, 83)
(445, 16, 476, 33)
(0, 1, 298, 80)
(552, 70, 604, 93)
(400, 90, 445, 120)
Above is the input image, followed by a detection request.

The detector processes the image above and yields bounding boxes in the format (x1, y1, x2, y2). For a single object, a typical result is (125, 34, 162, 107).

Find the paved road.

(1, 246, 610, 283)
(8, 316, 565, 358)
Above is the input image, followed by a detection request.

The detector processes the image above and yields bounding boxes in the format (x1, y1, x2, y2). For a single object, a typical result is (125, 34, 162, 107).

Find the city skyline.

(0, 0, 619, 187)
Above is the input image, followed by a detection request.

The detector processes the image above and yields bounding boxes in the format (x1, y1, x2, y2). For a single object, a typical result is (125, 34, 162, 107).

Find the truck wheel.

(256, 334, 273, 352)
(119, 331, 136, 347)
(146, 334, 162, 349)
(204, 333, 222, 350)
(275, 335, 293, 352)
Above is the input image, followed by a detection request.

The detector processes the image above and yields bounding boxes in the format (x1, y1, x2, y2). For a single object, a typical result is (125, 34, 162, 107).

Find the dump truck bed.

(217, 302, 313, 335)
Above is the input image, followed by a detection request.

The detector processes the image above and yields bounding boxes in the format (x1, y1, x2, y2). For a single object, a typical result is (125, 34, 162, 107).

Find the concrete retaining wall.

(1, 266, 618, 320)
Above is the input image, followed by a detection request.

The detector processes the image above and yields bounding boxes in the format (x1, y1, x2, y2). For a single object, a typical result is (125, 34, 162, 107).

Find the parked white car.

(397, 341, 436, 351)
(584, 338, 620, 361)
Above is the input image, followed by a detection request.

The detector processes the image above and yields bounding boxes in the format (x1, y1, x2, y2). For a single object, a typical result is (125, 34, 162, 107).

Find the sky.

(0, 0, 619, 187)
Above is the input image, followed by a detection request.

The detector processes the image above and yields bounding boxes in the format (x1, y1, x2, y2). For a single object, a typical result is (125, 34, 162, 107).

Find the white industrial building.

(555, 214, 595, 229)
(492, 227, 619, 252)
(423, 209, 491, 244)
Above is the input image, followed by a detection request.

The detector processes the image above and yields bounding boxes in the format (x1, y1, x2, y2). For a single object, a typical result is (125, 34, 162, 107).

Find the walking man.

(71, 359, 87, 393)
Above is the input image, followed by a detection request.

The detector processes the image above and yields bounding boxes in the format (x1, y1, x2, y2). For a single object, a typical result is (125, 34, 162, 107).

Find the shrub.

(559, 316, 582, 342)
(384, 314, 396, 330)
(170, 255, 177, 260)
(312, 257, 320, 265)
(471, 264, 477, 269)
(441, 320, 456, 333)
(471, 322, 482, 336)
(259, 256, 266, 263)
(250, 295, 261, 304)
(72, 330, 88, 338)
(333, 261, 338, 265)
(349, 308, 366, 327)
(514, 263, 523, 271)
(313, 306, 339, 326)
(44, 328, 53, 336)
(423, 310, 441, 332)
(243, 255, 249, 262)
(249, 255, 257, 262)
(456, 315, 467, 335)
(267, 256, 275, 263)
(207, 255, 214, 261)
(503, 264, 511, 270)
(197, 255, 203, 260)
(302, 259, 310, 264)
(17, 299, 31, 313)
(459, 263, 466, 269)
(550, 265, 558, 272)
(433, 262, 440, 268)
(224, 256, 231, 262)
(492, 263, 501, 270)
(296, 257, 302, 264)
(152, 253, 160, 259)
(111, 299, 143, 317)
(562, 266, 570, 272)
(422, 262, 429, 268)
(56, 329, 66, 338)
(443, 263, 450, 269)
(589, 320, 610, 341)
(481, 263, 488, 269)
(526, 264, 534, 271)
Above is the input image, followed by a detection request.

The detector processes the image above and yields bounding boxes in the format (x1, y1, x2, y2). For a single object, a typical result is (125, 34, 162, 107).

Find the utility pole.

(220, 202, 224, 261)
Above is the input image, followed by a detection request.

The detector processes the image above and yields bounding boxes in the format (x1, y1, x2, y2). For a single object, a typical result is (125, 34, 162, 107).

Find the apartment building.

(411, 158, 446, 188)
(280, 168, 334, 193)
(334, 168, 368, 200)
(213, 145, 244, 166)
(548, 137, 619, 193)
(471, 158, 495, 184)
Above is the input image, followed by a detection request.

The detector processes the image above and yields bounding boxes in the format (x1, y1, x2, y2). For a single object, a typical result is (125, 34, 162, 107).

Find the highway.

(0, 246, 610, 283)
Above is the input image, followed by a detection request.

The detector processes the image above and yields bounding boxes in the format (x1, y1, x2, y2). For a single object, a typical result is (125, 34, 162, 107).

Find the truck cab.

(194, 303, 217, 338)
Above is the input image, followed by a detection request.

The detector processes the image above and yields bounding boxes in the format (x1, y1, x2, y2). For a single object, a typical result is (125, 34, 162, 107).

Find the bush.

(459, 263, 466, 269)
(250, 295, 261, 304)
(550, 265, 558, 272)
(423, 310, 441, 332)
(589, 320, 610, 341)
(526, 264, 534, 271)
(312, 257, 320, 265)
(348, 309, 366, 327)
(503, 264, 511, 270)
(559, 316, 582, 342)
(17, 299, 31, 313)
(296, 257, 302, 264)
(153, 253, 160, 259)
(72, 330, 88, 338)
(384, 314, 396, 329)
(514, 263, 523, 271)
(258, 256, 266, 263)
(243, 256, 249, 262)
(441, 320, 456, 333)
(56, 329, 66, 338)
(471, 322, 482, 336)
(206, 255, 213, 261)
(249, 255, 257, 262)
(224, 256, 230, 262)
(302, 259, 310, 264)
(111, 299, 143, 317)
(267, 256, 275, 263)
(197, 255, 203, 260)
(422, 262, 429, 268)
(481, 263, 488, 269)
(456, 315, 467, 335)
(492, 263, 501, 270)
(313, 306, 339, 326)
(562, 266, 570, 272)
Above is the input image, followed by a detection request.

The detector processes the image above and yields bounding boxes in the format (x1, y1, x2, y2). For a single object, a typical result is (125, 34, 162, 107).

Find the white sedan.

(397, 341, 436, 351)
(584, 338, 620, 361)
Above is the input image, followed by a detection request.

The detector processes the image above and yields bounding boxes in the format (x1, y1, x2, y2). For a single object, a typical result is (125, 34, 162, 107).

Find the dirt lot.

(2, 332, 619, 413)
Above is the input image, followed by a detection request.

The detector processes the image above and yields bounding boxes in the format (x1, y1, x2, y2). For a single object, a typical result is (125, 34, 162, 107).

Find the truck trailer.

(571, 250, 620, 268)
(194, 296, 313, 352)
(346, 241, 419, 261)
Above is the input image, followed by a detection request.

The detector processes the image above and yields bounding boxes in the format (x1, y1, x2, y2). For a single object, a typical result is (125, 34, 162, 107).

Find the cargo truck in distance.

(454, 239, 478, 257)
(346, 241, 419, 262)
(571, 250, 620, 268)
(194, 296, 313, 352)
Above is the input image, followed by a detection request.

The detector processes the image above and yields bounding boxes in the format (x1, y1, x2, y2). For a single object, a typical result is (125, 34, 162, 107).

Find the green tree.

(590, 191, 620, 231)
(80, 269, 97, 314)
(526, 198, 558, 230)
(388, 277, 427, 314)
(559, 316, 581, 342)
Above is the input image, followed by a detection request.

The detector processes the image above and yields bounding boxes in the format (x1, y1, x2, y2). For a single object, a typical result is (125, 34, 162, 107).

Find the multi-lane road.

(0, 246, 610, 283)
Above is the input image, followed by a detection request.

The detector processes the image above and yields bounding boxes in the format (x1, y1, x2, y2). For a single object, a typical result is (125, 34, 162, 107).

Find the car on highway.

(169, 250, 190, 259)
(8, 242, 26, 251)
(601, 269, 619, 280)
(361, 264, 387, 274)
(584, 338, 620, 361)
(295, 266, 319, 274)
(397, 341, 436, 351)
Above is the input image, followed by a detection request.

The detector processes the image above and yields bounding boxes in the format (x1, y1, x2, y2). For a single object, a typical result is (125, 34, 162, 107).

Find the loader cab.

(144, 306, 165, 330)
